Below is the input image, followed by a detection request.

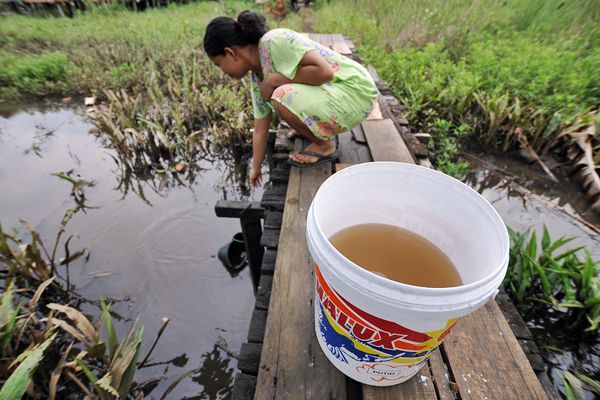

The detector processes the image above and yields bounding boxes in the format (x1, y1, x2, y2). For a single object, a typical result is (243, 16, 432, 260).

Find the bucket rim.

(309, 161, 510, 296)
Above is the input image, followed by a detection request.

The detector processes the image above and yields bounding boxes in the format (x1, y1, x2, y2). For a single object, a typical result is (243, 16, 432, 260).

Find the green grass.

(310, 0, 600, 175)
(0, 1, 302, 98)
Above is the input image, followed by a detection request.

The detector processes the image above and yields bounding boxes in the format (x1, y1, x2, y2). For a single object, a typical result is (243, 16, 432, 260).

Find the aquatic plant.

(0, 174, 182, 399)
(505, 226, 600, 333)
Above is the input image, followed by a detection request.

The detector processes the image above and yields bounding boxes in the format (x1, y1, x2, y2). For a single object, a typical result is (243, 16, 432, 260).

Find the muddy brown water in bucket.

(329, 223, 463, 287)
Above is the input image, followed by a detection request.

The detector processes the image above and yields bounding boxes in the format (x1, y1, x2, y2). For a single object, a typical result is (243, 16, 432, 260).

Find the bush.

(1, 51, 71, 95)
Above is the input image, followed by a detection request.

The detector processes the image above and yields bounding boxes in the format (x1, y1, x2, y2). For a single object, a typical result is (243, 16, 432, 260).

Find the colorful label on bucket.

(315, 264, 459, 382)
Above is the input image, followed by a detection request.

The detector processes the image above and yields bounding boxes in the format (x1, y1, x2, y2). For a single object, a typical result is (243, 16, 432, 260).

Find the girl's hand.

(249, 168, 262, 187)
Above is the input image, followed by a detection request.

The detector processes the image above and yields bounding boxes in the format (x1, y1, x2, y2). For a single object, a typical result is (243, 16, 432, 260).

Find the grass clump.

(506, 226, 599, 333)
(311, 0, 600, 175)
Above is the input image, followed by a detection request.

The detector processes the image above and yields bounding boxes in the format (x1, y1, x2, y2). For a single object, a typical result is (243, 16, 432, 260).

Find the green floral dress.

(251, 29, 379, 141)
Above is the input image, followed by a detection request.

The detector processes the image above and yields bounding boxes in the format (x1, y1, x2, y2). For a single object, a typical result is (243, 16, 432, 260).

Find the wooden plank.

(241, 216, 264, 290)
(332, 33, 352, 55)
(442, 301, 549, 400)
(363, 365, 437, 400)
(333, 42, 352, 55)
(261, 249, 277, 275)
(264, 211, 283, 229)
(418, 158, 433, 169)
(214, 201, 264, 218)
(269, 168, 289, 184)
(366, 103, 383, 121)
(231, 373, 257, 400)
(255, 140, 346, 399)
(238, 343, 263, 375)
(247, 309, 268, 343)
(275, 129, 293, 151)
(335, 163, 355, 172)
(338, 128, 372, 164)
(322, 34, 335, 49)
(256, 275, 273, 311)
(308, 33, 322, 44)
(259, 228, 280, 249)
(366, 101, 383, 120)
(428, 347, 458, 400)
(362, 119, 415, 163)
(352, 124, 367, 144)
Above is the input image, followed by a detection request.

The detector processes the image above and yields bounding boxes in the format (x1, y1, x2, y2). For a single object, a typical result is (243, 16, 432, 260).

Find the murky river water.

(1, 101, 597, 398)
(0, 100, 263, 398)
(463, 150, 599, 398)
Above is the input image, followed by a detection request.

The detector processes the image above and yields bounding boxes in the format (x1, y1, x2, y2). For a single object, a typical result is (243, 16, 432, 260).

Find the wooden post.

(240, 213, 263, 291)
(215, 200, 265, 292)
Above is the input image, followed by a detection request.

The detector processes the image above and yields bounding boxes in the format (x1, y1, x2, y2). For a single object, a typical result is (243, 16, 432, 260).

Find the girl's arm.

(260, 50, 334, 99)
(249, 113, 272, 187)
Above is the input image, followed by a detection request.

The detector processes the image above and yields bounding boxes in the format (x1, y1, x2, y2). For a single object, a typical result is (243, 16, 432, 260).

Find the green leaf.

(0, 333, 57, 400)
(100, 298, 118, 358)
(117, 321, 144, 397)
(582, 253, 595, 289)
(96, 373, 120, 397)
(0, 282, 19, 354)
(544, 345, 564, 353)
(547, 236, 575, 254)
(555, 246, 585, 261)
(76, 358, 98, 384)
(526, 231, 537, 260)
(159, 368, 199, 400)
(562, 275, 576, 302)
(527, 255, 551, 295)
(575, 374, 600, 393)
(564, 378, 576, 400)
(563, 371, 585, 400)
(557, 301, 584, 308)
(541, 225, 550, 251)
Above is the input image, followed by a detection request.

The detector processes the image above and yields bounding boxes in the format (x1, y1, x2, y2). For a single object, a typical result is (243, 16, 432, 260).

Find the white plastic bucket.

(307, 162, 509, 386)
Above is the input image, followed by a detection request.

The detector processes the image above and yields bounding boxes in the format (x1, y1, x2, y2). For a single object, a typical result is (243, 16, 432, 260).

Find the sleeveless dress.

(250, 29, 379, 141)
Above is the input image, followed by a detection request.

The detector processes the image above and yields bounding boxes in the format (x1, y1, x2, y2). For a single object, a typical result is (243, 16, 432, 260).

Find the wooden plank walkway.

(233, 33, 550, 400)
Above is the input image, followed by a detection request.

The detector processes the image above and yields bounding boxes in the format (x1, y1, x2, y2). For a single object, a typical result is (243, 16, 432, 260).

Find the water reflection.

(93, 126, 253, 204)
(463, 150, 600, 399)
(187, 345, 234, 400)
(0, 102, 258, 398)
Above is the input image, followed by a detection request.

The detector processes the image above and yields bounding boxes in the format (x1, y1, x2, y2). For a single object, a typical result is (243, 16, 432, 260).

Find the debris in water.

(175, 163, 188, 173)
(85, 96, 96, 107)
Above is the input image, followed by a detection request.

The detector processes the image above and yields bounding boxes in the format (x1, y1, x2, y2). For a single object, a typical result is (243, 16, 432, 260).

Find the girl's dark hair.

(203, 11, 268, 57)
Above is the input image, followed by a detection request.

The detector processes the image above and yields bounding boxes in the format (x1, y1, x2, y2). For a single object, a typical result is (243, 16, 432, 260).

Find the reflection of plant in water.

(87, 51, 254, 202)
(0, 174, 181, 399)
(191, 345, 234, 400)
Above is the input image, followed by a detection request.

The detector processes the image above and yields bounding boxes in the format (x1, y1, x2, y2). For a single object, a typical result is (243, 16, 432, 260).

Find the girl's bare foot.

(288, 141, 337, 165)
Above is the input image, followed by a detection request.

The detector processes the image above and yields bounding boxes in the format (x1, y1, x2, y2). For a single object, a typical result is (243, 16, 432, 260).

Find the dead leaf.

(47, 304, 98, 345)
(49, 342, 73, 400)
(515, 128, 558, 182)
(29, 277, 55, 311)
(567, 125, 600, 212)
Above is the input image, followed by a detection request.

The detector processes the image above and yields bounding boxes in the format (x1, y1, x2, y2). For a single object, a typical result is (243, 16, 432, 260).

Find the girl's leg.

(271, 100, 336, 165)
